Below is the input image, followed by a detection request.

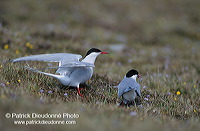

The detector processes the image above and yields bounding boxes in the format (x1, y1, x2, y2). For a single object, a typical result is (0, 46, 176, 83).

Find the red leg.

(77, 87, 83, 97)
(79, 88, 85, 91)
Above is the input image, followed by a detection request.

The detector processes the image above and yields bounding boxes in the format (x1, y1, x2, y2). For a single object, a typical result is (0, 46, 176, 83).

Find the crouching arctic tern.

(116, 69, 141, 106)
(11, 48, 109, 96)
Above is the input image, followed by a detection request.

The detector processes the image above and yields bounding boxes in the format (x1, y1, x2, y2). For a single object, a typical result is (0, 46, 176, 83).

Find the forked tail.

(24, 66, 62, 79)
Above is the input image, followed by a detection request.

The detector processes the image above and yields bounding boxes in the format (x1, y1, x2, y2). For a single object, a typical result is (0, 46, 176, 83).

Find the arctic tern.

(116, 69, 141, 106)
(11, 48, 109, 96)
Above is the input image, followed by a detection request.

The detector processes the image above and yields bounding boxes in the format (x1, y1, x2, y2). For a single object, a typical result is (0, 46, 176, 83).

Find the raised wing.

(11, 53, 83, 76)
(117, 77, 140, 98)
(10, 53, 82, 63)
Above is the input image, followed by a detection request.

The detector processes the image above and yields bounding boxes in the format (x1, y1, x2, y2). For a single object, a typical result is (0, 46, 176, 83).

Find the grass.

(0, 0, 200, 130)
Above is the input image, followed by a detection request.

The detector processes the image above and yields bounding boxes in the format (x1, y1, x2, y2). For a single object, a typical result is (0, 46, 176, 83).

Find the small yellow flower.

(17, 79, 21, 83)
(6, 82, 10, 85)
(0, 65, 2, 69)
(193, 85, 196, 88)
(194, 109, 197, 113)
(29, 44, 33, 49)
(26, 42, 34, 49)
(15, 49, 20, 55)
(26, 42, 31, 47)
(4, 44, 9, 50)
(183, 82, 186, 85)
(174, 97, 177, 101)
(176, 91, 181, 95)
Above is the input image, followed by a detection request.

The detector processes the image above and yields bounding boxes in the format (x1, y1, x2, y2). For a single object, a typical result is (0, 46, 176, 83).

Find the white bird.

(116, 69, 141, 106)
(11, 48, 109, 96)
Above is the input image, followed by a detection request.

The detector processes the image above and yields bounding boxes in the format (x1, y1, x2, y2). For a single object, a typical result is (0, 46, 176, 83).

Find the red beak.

(138, 74, 141, 78)
(101, 52, 109, 54)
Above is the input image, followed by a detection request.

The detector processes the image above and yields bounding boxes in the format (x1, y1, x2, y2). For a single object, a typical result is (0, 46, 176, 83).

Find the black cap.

(85, 48, 102, 56)
(126, 69, 139, 78)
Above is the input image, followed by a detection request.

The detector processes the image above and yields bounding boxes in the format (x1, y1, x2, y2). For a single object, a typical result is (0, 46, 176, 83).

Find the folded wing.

(117, 77, 141, 98)
(42, 62, 95, 69)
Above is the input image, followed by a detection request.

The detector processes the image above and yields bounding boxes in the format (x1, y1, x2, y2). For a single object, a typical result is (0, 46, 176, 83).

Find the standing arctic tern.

(116, 69, 141, 105)
(11, 48, 109, 96)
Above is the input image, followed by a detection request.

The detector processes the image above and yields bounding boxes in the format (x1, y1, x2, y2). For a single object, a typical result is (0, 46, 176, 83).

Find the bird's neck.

(82, 54, 99, 64)
(131, 75, 137, 81)
(125, 75, 137, 81)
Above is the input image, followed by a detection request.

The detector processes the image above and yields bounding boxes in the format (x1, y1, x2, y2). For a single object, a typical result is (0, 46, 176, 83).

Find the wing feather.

(37, 62, 94, 70)
(117, 77, 140, 98)
(11, 53, 82, 63)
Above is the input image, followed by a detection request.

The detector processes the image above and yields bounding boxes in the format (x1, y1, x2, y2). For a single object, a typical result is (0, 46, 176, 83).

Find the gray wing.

(59, 61, 94, 68)
(22, 61, 94, 76)
(117, 77, 141, 98)
(11, 53, 83, 75)
(11, 53, 82, 63)
(56, 55, 90, 75)
(56, 61, 94, 75)
(39, 62, 95, 70)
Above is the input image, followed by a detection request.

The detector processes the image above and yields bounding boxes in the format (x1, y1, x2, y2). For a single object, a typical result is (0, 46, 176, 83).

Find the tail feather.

(24, 66, 62, 79)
